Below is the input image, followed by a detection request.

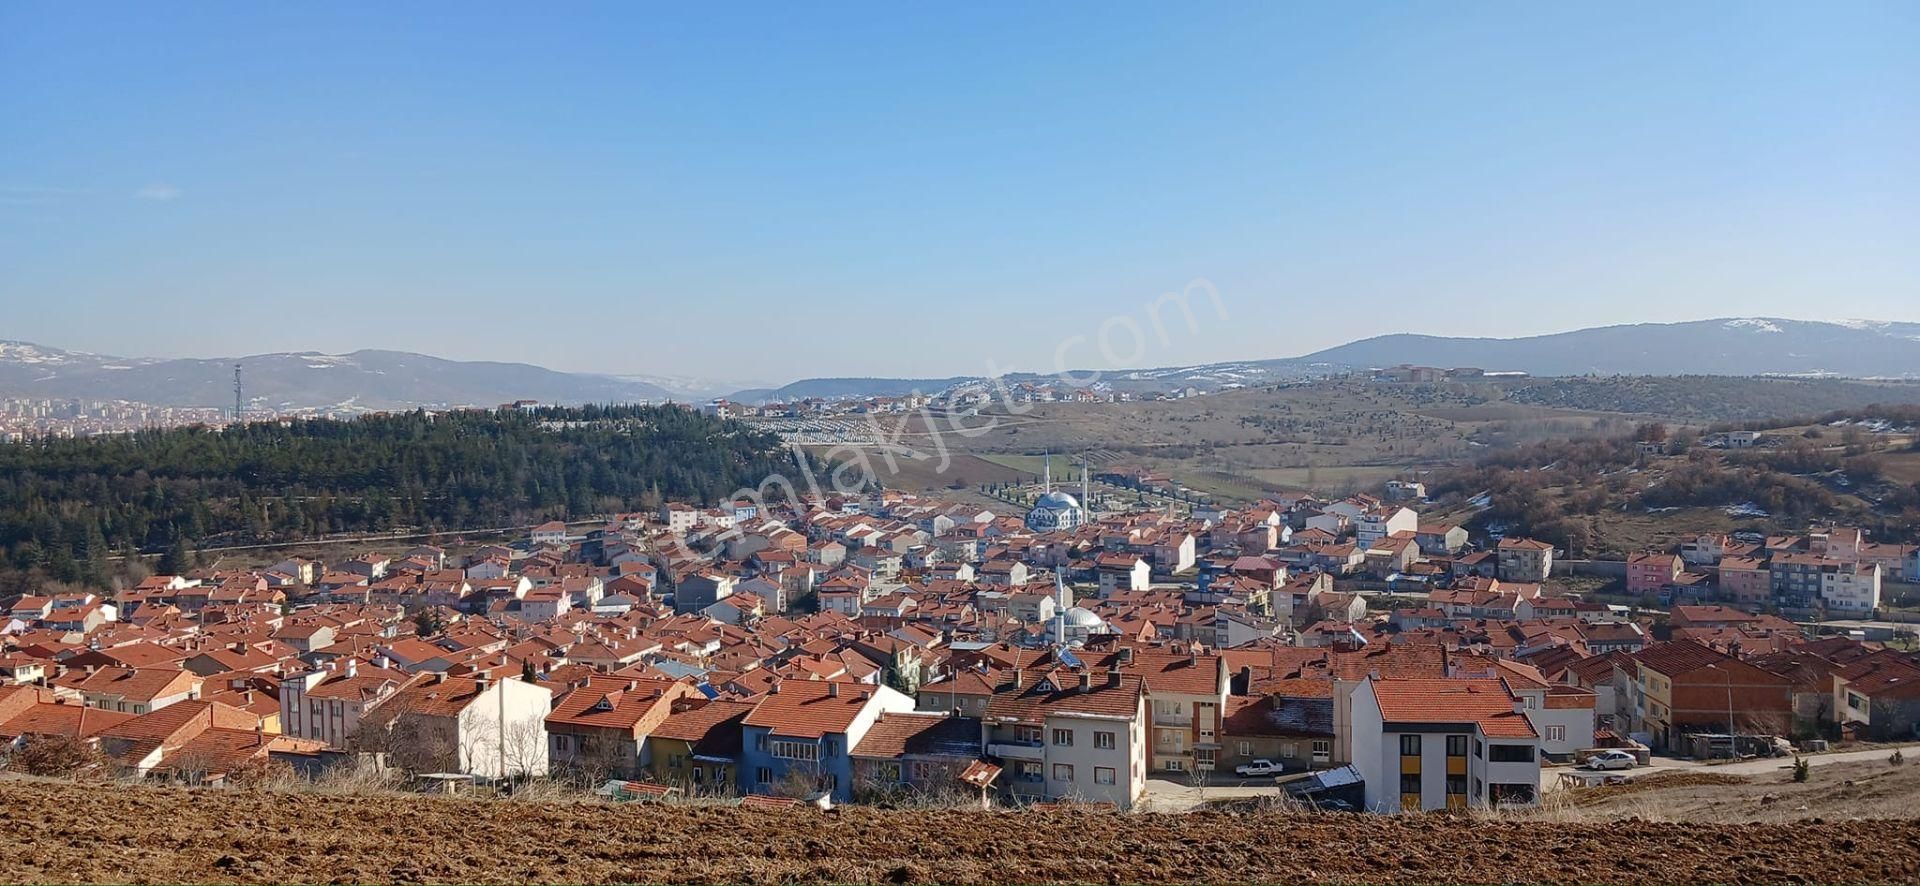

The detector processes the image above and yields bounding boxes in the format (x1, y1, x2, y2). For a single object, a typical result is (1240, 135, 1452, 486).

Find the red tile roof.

(1370, 678, 1536, 739)
(742, 681, 885, 739)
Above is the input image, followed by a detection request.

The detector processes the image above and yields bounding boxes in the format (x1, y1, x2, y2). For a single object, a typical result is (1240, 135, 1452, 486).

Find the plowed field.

(0, 779, 1915, 884)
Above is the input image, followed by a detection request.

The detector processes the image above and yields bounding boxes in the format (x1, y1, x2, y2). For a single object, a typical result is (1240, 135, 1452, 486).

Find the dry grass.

(1527, 760, 1920, 823)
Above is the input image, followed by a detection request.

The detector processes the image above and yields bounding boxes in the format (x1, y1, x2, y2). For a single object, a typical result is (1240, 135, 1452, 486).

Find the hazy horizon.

(5, 3, 1917, 379)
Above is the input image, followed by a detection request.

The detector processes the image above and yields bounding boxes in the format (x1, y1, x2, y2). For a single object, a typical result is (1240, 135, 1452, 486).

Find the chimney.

(373, 654, 391, 670)
(1118, 647, 1134, 665)
(769, 681, 781, 694)
(1078, 671, 1092, 692)
(828, 682, 841, 698)
(345, 659, 358, 678)
(475, 672, 491, 692)
(1012, 668, 1024, 689)
(1107, 669, 1123, 689)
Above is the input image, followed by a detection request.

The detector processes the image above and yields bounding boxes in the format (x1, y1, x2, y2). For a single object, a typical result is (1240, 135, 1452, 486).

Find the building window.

(756, 767, 772, 785)
(1399, 773, 1421, 796)
(1446, 775, 1467, 796)
(771, 740, 819, 762)
(1053, 728, 1074, 747)
(1488, 744, 1535, 763)
(1237, 741, 1252, 757)
(1017, 725, 1043, 744)
(1311, 740, 1330, 759)
(1052, 763, 1074, 782)
(1165, 759, 1184, 772)
(691, 767, 703, 784)
(1095, 731, 1116, 750)
(1094, 766, 1116, 785)
(1196, 748, 1215, 767)
(1399, 735, 1421, 756)
(1544, 725, 1566, 742)
(1445, 735, 1467, 757)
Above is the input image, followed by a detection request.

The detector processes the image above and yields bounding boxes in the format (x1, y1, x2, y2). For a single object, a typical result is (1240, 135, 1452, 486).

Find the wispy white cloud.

(134, 183, 183, 202)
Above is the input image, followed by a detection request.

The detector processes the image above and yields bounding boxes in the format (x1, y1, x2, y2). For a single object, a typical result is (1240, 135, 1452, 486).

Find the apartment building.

(362, 672, 555, 778)
(1629, 642, 1794, 750)
(279, 658, 414, 748)
(544, 676, 703, 778)
(1820, 561, 1881, 614)
(982, 666, 1147, 808)
(1350, 677, 1542, 812)
(1496, 537, 1555, 583)
(738, 680, 915, 803)
(1086, 647, 1228, 775)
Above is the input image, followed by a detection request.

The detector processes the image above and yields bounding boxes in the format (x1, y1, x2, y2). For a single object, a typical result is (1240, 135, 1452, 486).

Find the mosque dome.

(1036, 491, 1081, 510)
(1063, 607, 1105, 628)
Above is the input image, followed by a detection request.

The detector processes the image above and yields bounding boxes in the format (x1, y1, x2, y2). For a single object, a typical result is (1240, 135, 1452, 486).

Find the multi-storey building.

(1350, 677, 1542, 812)
(982, 666, 1147, 808)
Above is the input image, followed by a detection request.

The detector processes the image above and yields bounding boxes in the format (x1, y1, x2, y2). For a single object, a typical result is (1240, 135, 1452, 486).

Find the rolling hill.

(9, 317, 1920, 411)
(1296, 318, 1920, 378)
(0, 341, 677, 410)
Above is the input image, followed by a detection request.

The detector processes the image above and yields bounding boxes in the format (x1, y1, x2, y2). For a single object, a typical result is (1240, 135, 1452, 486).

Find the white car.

(1235, 759, 1284, 777)
(1584, 750, 1637, 771)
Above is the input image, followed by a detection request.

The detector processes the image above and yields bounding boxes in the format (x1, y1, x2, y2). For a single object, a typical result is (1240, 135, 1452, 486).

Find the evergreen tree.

(157, 536, 195, 575)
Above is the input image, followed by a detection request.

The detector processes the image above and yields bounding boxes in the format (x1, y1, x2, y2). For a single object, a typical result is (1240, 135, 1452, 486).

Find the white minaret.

(1053, 568, 1070, 646)
(1042, 449, 1052, 493)
(1081, 454, 1091, 513)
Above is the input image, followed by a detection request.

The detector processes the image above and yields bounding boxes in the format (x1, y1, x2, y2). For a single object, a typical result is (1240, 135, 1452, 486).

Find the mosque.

(1022, 452, 1090, 533)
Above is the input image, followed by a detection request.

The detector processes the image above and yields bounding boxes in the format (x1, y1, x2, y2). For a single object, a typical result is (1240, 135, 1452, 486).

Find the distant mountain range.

(0, 342, 687, 411)
(4, 317, 1917, 411)
(1295, 318, 1920, 379)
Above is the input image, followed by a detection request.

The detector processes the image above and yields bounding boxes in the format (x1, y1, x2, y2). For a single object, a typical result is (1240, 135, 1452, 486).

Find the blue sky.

(3, 3, 1916, 382)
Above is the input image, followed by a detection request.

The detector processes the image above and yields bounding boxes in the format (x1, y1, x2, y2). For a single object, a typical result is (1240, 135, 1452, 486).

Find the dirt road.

(1, 779, 1918, 884)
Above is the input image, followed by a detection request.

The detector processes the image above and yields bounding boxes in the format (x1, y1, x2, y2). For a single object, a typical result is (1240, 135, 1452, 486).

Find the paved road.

(1647, 741, 1920, 777)
(1549, 741, 1920, 792)
(1137, 776, 1281, 812)
(1142, 743, 1920, 809)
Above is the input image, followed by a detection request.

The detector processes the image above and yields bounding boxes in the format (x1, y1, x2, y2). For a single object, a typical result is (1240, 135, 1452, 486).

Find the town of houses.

(2, 477, 1918, 815)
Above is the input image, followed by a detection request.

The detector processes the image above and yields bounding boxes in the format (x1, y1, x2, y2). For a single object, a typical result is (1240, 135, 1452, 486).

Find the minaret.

(1042, 449, 1052, 493)
(1081, 454, 1091, 513)
(1053, 568, 1069, 646)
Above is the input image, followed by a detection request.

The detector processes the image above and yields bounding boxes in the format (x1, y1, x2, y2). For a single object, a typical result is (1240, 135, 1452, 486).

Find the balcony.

(1152, 712, 1191, 728)
(987, 741, 1045, 761)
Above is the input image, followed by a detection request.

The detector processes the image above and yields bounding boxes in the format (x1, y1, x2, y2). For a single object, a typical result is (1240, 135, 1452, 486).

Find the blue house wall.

(738, 725, 858, 802)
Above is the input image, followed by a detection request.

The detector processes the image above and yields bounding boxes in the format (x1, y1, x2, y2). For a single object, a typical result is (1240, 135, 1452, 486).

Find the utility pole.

(232, 364, 244, 423)
(498, 665, 507, 782)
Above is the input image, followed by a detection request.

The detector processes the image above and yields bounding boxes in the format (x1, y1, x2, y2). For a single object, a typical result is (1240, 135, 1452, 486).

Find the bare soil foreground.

(2, 780, 1919, 885)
